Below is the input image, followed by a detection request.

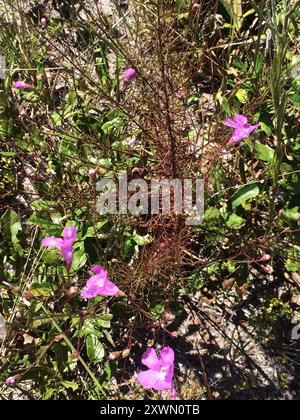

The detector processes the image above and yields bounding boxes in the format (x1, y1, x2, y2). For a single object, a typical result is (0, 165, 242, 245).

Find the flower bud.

(53, 334, 64, 342)
(121, 348, 131, 358)
(258, 254, 272, 262)
(5, 375, 20, 386)
(124, 68, 137, 85)
(13, 81, 35, 91)
(41, 17, 47, 29)
(88, 168, 96, 178)
(108, 351, 121, 361)
(71, 351, 79, 360)
(22, 290, 35, 299)
(67, 286, 79, 297)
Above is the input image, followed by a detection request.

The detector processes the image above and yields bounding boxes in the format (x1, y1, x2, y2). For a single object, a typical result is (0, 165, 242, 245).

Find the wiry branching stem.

(157, 0, 177, 179)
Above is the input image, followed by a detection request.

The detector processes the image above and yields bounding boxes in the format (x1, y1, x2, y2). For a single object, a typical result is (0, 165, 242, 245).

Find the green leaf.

(22, 366, 55, 380)
(204, 207, 221, 222)
(103, 330, 115, 346)
(285, 246, 300, 272)
(62, 380, 79, 391)
(52, 342, 69, 373)
(258, 122, 272, 137)
(101, 118, 124, 135)
(223, 261, 237, 273)
(236, 88, 248, 104)
(30, 283, 55, 297)
(254, 52, 264, 75)
(95, 314, 113, 329)
(28, 214, 58, 229)
(133, 234, 153, 246)
(22, 92, 40, 103)
(289, 93, 300, 109)
(217, 92, 230, 114)
(231, 183, 260, 209)
(219, 0, 233, 18)
(81, 319, 98, 337)
(0, 151, 16, 157)
(243, 8, 255, 18)
(178, 13, 189, 21)
(72, 250, 87, 271)
(151, 304, 165, 319)
(186, 269, 205, 292)
(226, 214, 246, 229)
(31, 200, 56, 211)
(1, 209, 22, 243)
(43, 389, 55, 400)
(220, 0, 243, 30)
(51, 112, 62, 126)
(284, 207, 300, 221)
(86, 335, 105, 363)
(255, 142, 275, 162)
(0, 209, 23, 255)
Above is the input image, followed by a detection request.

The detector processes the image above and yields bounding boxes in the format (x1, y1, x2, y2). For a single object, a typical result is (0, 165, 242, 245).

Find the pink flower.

(41, 17, 47, 29)
(258, 254, 272, 262)
(88, 168, 96, 178)
(5, 375, 20, 386)
(41, 226, 77, 269)
(13, 81, 35, 91)
(138, 347, 175, 392)
(108, 351, 121, 361)
(67, 286, 79, 297)
(170, 387, 177, 399)
(124, 68, 137, 84)
(81, 266, 123, 299)
(224, 114, 260, 145)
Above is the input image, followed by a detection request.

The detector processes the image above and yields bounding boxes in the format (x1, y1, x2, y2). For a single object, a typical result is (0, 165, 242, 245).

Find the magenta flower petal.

(81, 268, 121, 299)
(232, 124, 260, 143)
(82, 273, 108, 298)
(85, 274, 105, 289)
(160, 347, 175, 365)
(232, 127, 249, 143)
(224, 118, 237, 128)
(138, 347, 175, 393)
(13, 81, 35, 91)
(163, 364, 174, 384)
(124, 68, 137, 84)
(247, 124, 260, 134)
(60, 246, 74, 267)
(13, 81, 27, 90)
(5, 377, 15, 386)
(234, 114, 248, 125)
(224, 114, 260, 144)
(41, 237, 64, 247)
(5, 375, 19, 386)
(81, 286, 100, 299)
(91, 265, 108, 276)
(41, 17, 47, 29)
(41, 225, 77, 269)
(138, 365, 174, 391)
(153, 365, 174, 391)
(138, 369, 160, 390)
(141, 348, 161, 370)
(170, 387, 177, 399)
(101, 279, 121, 296)
(63, 226, 77, 243)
